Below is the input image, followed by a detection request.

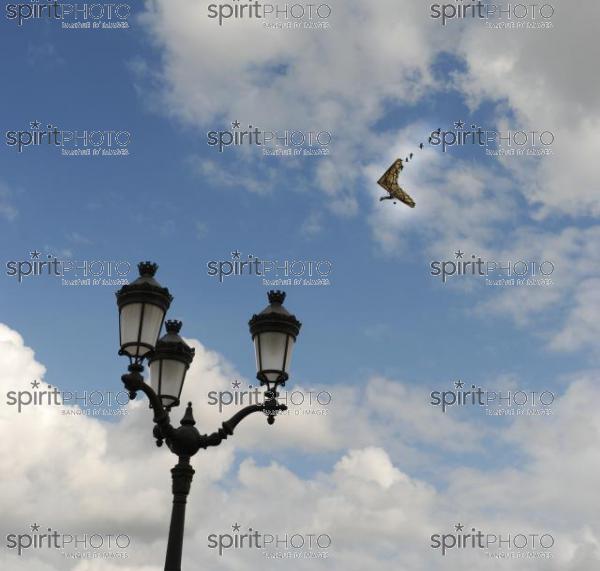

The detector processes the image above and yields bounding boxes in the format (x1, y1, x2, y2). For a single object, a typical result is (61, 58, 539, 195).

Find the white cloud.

(1, 323, 600, 569)
(0, 181, 18, 221)
(135, 2, 600, 360)
(550, 279, 600, 352)
(365, 126, 516, 257)
(474, 225, 600, 354)
(454, 3, 600, 217)
(137, 0, 453, 213)
(300, 211, 324, 237)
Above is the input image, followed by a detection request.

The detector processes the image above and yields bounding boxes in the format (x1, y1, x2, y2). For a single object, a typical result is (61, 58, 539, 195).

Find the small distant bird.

(377, 159, 416, 208)
(409, 153, 413, 159)
(420, 143, 424, 149)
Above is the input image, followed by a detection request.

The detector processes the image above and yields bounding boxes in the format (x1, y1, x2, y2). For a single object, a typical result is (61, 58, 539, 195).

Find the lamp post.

(116, 262, 302, 571)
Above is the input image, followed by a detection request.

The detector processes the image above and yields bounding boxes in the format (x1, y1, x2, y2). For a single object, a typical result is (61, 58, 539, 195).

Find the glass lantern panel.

(283, 337, 295, 372)
(159, 359, 187, 400)
(255, 331, 288, 382)
(120, 303, 143, 357)
(139, 303, 165, 351)
(149, 360, 162, 395)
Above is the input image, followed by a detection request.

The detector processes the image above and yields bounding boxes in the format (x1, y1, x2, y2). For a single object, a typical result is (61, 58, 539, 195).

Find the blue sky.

(2, 2, 600, 570)
(0, 5, 581, 408)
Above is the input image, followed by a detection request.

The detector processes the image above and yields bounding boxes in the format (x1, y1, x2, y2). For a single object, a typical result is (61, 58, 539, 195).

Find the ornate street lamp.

(115, 262, 302, 571)
(249, 290, 301, 386)
(148, 320, 195, 411)
(116, 261, 172, 361)
(249, 290, 302, 423)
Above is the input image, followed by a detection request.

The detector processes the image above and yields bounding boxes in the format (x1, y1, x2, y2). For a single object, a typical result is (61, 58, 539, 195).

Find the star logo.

(31, 380, 40, 389)
(30, 121, 41, 130)
(31, 523, 40, 532)
(455, 250, 464, 259)
(232, 523, 241, 532)
(232, 380, 241, 389)
(30, 250, 41, 259)
(454, 380, 464, 389)
(455, 523, 464, 532)
(231, 120, 241, 129)
(231, 250, 241, 260)
(454, 120, 465, 130)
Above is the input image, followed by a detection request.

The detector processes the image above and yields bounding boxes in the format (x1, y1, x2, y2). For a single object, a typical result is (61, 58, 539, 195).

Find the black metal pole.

(164, 456, 195, 571)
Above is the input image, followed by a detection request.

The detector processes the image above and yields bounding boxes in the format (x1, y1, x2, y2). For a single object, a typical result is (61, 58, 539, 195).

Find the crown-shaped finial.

(268, 290, 286, 304)
(165, 320, 182, 334)
(138, 261, 158, 277)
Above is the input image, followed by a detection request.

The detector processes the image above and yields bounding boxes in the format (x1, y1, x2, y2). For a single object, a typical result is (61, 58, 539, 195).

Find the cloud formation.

(1, 323, 599, 569)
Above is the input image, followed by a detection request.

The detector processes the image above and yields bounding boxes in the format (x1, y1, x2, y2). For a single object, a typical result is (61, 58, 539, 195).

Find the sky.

(1, 0, 599, 569)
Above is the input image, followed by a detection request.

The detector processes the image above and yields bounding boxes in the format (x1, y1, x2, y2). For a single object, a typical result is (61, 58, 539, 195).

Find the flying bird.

(377, 159, 416, 208)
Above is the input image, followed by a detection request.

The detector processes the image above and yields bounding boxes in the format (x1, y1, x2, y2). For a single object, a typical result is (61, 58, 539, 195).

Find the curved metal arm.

(121, 363, 176, 442)
(201, 401, 287, 448)
(122, 363, 287, 455)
